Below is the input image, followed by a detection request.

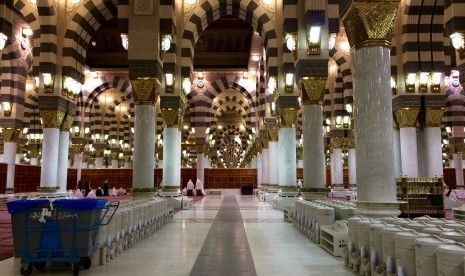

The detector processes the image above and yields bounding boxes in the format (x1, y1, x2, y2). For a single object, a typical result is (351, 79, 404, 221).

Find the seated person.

(186, 179, 194, 196)
(87, 189, 97, 198)
(74, 189, 84, 199)
(96, 187, 103, 197)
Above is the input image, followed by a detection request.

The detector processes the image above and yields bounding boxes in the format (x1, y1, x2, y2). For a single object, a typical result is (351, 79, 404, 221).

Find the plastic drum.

(381, 227, 405, 270)
(395, 231, 430, 276)
(415, 236, 455, 276)
(436, 243, 465, 276)
(347, 216, 366, 250)
(441, 231, 465, 243)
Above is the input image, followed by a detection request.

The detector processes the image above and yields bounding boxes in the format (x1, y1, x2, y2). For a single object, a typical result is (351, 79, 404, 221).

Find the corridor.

(0, 191, 352, 275)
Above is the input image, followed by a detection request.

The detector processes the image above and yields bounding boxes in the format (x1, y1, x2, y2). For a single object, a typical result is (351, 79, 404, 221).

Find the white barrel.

(316, 207, 335, 226)
(340, 207, 356, 220)
(381, 227, 405, 267)
(441, 231, 465, 243)
(395, 231, 430, 276)
(436, 243, 465, 276)
(113, 211, 122, 242)
(405, 221, 435, 232)
(358, 220, 380, 254)
(348, 216, 366, 249)
(369, 223, 394, 264)
(415, 236, 455, 276)
(423, 226, 454, 235)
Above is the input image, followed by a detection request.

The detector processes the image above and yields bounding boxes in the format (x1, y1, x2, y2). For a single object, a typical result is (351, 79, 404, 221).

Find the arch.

(181, 0, 278, 77)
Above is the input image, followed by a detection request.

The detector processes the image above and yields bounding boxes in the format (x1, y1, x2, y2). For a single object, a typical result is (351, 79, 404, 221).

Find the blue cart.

(7, 199, 118, 275)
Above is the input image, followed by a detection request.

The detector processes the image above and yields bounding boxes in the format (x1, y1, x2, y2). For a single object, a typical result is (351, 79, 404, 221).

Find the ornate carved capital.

(111, 152, 119, 160)
(3, 128, 21, 143)
(332, 137, 345, 149)
(278, 108, 298, 128)
(61, 115, 74, 131)
(73, 144, 85, 154)
(300, 77, 327, 105)
(196, 144, 205, 154)
(453, 143, 465, 154)
(346, 137, 356, 148)
(29, 147, 39, 158)
(341, 0, 400, 50)
(267, 127, 279, 142)
(94, 149, 103, 158)
(425, 108, 444, 128)
(40, 110, 66, 129)
(161, 108, 183, 127)
(394, 108, 419, 128)
(296, 147, 303, 160)
(130, 78, 158, 105)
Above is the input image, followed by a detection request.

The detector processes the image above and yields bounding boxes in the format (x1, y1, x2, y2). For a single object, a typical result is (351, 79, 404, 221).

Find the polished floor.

(0, 190, 354, 275)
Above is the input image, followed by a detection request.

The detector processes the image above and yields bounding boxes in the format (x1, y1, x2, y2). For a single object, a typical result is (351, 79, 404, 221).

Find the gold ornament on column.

(161, 108, 183, 127)
(94, 148, 103, 158)
(3, 128, 21, 142)
(72, 144, 84, 154)
(40, 110, 66, 128)
(267, 127, 279, 142)
(278, 108, 298, 128)
(111, 152, 119, 161)
(61, 115, 74, 131)
(332, 137, 345, 149)
(346, 136, 356, 148)
(341, 0, 400, 50)
(300, 77, 327, 105)
(131, 78, 158, 105)
(196, 144, 205, 154)
(394, 108, 420, 128)
(425, 108, 444, 128)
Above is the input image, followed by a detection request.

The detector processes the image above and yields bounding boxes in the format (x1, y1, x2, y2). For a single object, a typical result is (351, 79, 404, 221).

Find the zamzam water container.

(358, 220, 380, 255)
(370, 223, 394, 264)
(405, 221, 434, 232)
(422, 226, 453, 235)
(415, 236, 455, 276)
(441, 230, 465, 243)
(347, 216, 366, 250)
(395, 231, 430, 276)
(436, 243, 465, 276)
(381, 226, 405, 272)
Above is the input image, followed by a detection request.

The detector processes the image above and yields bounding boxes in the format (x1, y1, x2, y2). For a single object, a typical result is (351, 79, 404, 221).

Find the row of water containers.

(294, 199, 356, 242)
(90, 197, 172, 266)
(346, 215, 465, 276)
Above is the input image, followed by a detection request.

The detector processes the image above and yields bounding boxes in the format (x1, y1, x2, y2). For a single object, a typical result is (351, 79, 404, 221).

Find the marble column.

(331, 138, 344, 188)
(268, 128, 279, 186)
(133, 105, 156, 189)
(262, 147, 269, 186)
(279, 127, 297, 187)
(73, 145, 84, 182)
(454, 152, 464, 188)
(15, 153, 21, 164)
(57, 129, 71, 192)
(95, 157, 104, 168)
(3, 128, 20, 193)
(197, 153, 205, 184)
(393, 125, 402, 177)
(425, 109, 445, 177)
(30, 157, 39, 165)
(347, 137, 357, 186)
(397, 108, 420, 177)
(341, 0, 400, 217)
(40, 110, 65, 191)
(131, 78, 157, 191)
(257, 153, 263, 188)
(301, 78, 327, 199)
(163, 127, 181, 193)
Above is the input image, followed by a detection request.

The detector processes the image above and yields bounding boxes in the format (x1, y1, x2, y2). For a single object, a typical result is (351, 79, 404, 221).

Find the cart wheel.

(20, 263, 33, 276)
(80, 257, 91, 269)
(33, 262, 46, 270)
(73, 264, 80, 276)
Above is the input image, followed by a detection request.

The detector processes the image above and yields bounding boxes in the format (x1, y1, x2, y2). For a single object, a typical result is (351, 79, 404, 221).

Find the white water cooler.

(395, 231, 430, 276)
(436, 243, 465, 276)
(415, 236, 455, 276)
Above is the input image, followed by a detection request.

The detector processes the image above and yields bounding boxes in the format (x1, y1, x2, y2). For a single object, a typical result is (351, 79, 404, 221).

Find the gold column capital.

(29, 147, 39, 158)
(453, 143, 465, 154)
(3, 128, 21, 143)
(72, 144, 85, 154)
(341, 0, 400, 50)
(332, 137, 345, 149)
(425, 108, 444, 128)
(61, 115, 74, 131)
(300, 77, 327, 105)
(278, 108, 298, 128)
(111, 152, 119, 160)
(40, 110, 66, 128)
(94, 148, 103, 158)
(346, 137, 356, 148)
(196, 144, 205, 154)
(267, 127, 279, 142)
(130, 78, 158, 105)
(394, 108, 419, 128)
(161, 108, 183, 127)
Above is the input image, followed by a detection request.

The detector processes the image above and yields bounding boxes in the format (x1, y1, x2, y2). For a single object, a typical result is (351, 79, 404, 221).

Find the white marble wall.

(268, 142, 279, 185)
(163, 127, 180, 187)
(332, 148, 343, 185)
(425, 127, 443, 177)
(348, 148, 356, 185)
(393, 129, 402, 177)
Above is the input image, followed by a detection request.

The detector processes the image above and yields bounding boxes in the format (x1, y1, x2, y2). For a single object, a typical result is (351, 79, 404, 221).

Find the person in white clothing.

(187, 179, 194, 196)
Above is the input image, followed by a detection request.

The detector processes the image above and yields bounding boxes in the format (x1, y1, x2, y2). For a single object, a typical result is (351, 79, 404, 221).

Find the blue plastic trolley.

(7, 198, 118, 275)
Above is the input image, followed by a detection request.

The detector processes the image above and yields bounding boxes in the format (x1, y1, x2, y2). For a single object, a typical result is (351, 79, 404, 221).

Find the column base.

(5, 187, 14, 194)
(0, 194, 9, 202)
(272, 195, 298, 210)
(279, 186, 298, 197)
(159, 186, 181, 197)
(301, 187, 330, 200)
(37, 186, 59, 193)
(355, 201, 400, 219)
(261, 184, 279, 192)
(130, 188, 157, 193)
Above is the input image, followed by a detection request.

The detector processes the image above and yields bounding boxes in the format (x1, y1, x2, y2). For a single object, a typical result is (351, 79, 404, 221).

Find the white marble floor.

(0, 191, 354, 275)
